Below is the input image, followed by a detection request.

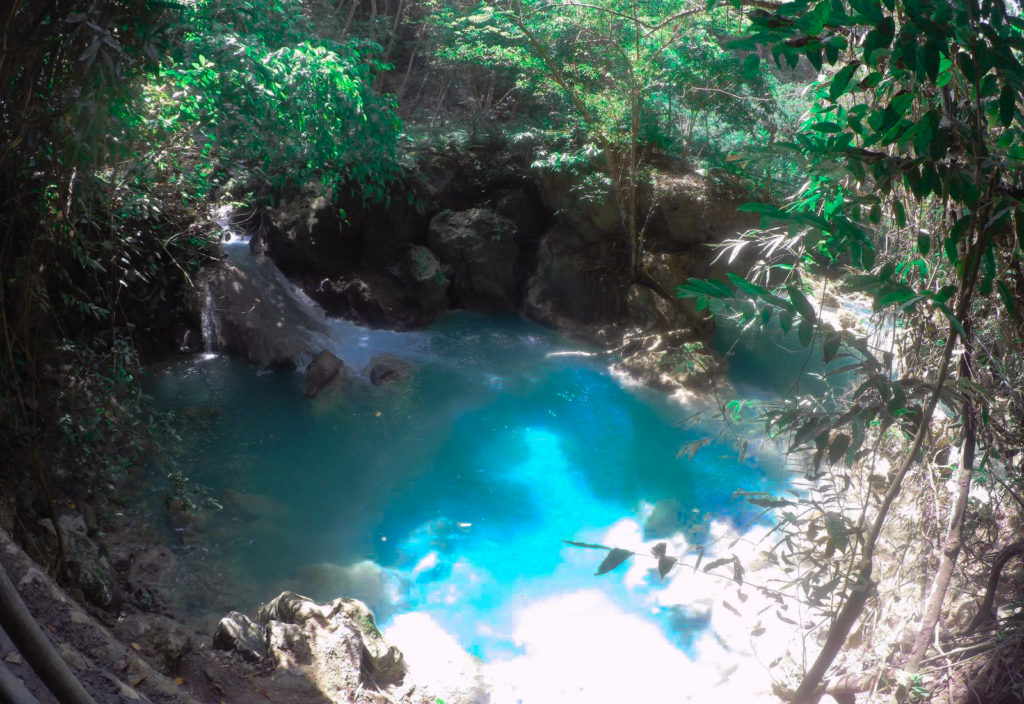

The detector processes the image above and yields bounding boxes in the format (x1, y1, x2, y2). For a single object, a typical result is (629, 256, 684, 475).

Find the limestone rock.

(257, 191, 361, 276)
(40, 513, 118, 609)
(428, 208, 519, 310)
(523, 222, 626, 344)
(214, 611, 267, 663)
(191, 257, 326, 369)
(495, 188, 544, 247)
(304, 349, 344, 398)
(234, 592, 407, 694)
(399, 244, 449, 317)
(114, 613, 193, 672)
(625, 284, 692, 333)
(0, 530, 201, 704)
(314, 272, 440, 329)
(266, 621, 312, 667)
(640, 173, 758, 254)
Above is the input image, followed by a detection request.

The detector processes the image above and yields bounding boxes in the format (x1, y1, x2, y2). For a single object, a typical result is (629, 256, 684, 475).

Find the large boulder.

(640, 251, 716, 337)
(495, 188, 545, 248)
(639, 173, 759, 254)
(191, 257, 326, 369)
(215, 592, 406, 695)
(533, 167, 621, 241)
(523, 222, 627, 344)
(312, 271, 435, 329)
(304, 350, 344, 397)
(214, 611, 268, 663)
(395, 245, 449, 319)
(428, 208, 520, 309)
(256, 191, 361, 276)
(113, 613, 194, 672)
(625, 283, 691, 333)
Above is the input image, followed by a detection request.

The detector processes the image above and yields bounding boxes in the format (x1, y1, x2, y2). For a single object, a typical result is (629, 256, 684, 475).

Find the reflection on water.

(146, 311, 789, 700)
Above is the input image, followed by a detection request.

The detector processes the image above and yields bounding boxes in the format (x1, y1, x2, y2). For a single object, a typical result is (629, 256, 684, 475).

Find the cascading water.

(148, 218, 811, 703)
(199, 278, 222, 354)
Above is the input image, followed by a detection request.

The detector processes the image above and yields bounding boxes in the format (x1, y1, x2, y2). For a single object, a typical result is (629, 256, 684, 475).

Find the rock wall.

(211, 142, 758, 391)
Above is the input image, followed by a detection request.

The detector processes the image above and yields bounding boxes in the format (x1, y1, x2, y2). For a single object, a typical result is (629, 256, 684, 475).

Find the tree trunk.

(905, 321, 976, 672)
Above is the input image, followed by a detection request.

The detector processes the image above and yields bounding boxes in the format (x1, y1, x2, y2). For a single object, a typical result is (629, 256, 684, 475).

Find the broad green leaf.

(936, 302, 968, 341)
(829, 62, 860, 101)
(743, 53, 760, 80)
(726, 272, 790, 309)
(595, 548, 633, 575)
(798, 318, 814, 347)
(703, 557, 732, 573)
(787, 284, 817, 323)
(999, 85, 1016, 127)
(828, 434, 850, 465)
(997, 281, 1017, 318)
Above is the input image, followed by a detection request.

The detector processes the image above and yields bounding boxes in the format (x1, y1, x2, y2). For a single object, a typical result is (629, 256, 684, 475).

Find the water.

(146, 235, 798, 701)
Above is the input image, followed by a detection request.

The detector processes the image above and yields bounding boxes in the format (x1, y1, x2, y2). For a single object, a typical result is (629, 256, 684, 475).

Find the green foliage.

(151, 0, 401, 201)
(0, 0, 404, 545)
(420, 0, 799, 277)
(679, 0, 1024, 696)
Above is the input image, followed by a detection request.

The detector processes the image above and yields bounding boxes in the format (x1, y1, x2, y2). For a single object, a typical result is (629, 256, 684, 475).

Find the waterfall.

(199, 278, 223, 354)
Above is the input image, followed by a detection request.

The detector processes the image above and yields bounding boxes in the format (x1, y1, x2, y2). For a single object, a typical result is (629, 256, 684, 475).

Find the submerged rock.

(305, 349, 344, 397)
(614, 330, 725, 391)
(221, 489, 289, 520)
(366, 354, 414, 386)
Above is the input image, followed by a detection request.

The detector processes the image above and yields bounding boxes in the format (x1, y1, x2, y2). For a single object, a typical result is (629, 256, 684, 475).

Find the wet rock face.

(258, 193, 361, 276)
(312, 260, 447, 330)
(304, 349, 344, 397)
(428, 208, 520, 310)
(523, 222, 627, 344)
(402, 244, 449, 315)
(191, 259, 326, 369)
